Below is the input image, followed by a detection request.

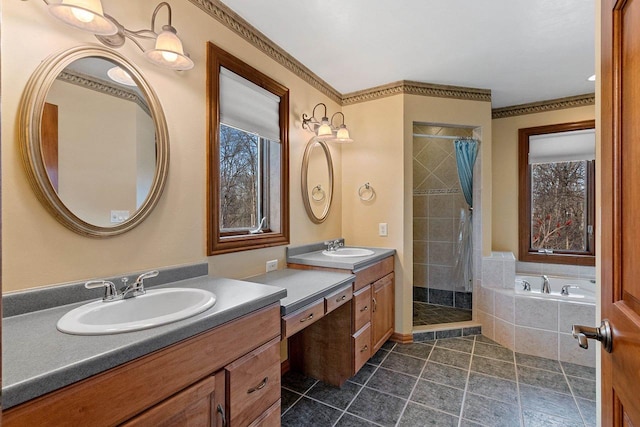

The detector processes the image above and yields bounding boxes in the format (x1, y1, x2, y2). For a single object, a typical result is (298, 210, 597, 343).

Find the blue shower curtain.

(454, 139, 478, 292)
(454, 140, 478, 207)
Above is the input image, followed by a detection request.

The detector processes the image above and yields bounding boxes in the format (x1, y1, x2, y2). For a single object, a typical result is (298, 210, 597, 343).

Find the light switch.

(379, 223, 388, 236)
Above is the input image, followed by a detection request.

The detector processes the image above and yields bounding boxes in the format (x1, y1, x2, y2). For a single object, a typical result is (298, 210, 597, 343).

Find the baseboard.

(390, 332, 413, 344)
(281, 359, 290, 375)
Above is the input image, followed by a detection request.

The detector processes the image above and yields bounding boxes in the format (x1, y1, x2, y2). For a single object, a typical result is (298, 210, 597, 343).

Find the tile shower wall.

(413, 125, 472, 309)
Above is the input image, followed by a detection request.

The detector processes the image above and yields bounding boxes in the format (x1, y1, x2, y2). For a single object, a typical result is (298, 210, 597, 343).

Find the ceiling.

(219, 0, 595, 108)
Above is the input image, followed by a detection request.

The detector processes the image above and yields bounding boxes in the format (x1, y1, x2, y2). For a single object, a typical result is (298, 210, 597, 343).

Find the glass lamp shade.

(107, 66, 137, 87)
(144, 27, 194, 71)
(316, 117, 334, 140)
(48, 0, 118, 35)
(334, 124, 353, 143)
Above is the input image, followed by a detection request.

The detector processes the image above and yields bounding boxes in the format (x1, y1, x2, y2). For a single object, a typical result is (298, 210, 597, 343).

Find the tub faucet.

(541, 275, 551, 294)
(521, 280, 531, 291)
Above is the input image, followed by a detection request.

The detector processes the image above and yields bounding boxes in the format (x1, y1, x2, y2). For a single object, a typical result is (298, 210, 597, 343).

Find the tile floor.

(413, 302, 472, 326)
(281, 335, 596, 427)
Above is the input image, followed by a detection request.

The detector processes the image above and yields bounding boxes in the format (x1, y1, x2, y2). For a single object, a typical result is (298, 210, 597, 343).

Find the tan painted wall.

(491, 105, 596, 257)
(2, 0, 342, 292)
(342, 94, 492, 335)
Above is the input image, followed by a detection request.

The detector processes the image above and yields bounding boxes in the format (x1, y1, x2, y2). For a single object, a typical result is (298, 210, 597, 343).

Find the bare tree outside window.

(219, 124, 259, 230)
(530, 161, 587, 252)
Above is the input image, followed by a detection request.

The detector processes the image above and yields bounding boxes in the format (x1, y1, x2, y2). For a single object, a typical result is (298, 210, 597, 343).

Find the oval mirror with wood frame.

(301, 138, 334, 224)
(19, 45, 169, 237)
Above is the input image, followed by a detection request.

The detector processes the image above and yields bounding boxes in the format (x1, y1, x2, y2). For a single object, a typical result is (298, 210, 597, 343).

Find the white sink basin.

(57, 288, 216, 335)
(322, 248, 375, 258)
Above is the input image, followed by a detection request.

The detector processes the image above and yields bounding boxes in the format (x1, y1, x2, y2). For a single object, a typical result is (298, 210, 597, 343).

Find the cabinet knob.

(300, 313, 314, 323)
(360, 345, 369, 353)
(336, 295, 347, 302)
(360, 305, 368, 312)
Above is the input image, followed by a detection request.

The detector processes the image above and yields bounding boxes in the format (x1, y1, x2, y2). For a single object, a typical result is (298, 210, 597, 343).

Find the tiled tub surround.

(477, 281, 596, 367)
(281, 336, 596, 426)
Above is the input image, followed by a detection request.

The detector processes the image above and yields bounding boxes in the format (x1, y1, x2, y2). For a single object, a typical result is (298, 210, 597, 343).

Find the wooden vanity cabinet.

(288, 256, 394, 385)
(4, 304, 281, 427)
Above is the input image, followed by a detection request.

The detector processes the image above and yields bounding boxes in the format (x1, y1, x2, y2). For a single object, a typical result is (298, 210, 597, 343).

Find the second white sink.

(57, 287, 216, 335)
(322, 248, 375, 258)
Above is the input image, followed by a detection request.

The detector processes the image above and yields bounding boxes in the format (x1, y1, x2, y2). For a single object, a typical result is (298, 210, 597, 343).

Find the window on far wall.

(518, 120, 595, 266)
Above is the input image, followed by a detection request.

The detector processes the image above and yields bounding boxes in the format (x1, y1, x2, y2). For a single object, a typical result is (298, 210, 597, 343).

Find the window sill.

(519, 252, 595, 267)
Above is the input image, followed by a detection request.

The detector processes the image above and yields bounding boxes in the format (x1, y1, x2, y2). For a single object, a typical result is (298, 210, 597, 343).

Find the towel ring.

(358, 182, 375, 201)
(311, 185, 326, 201)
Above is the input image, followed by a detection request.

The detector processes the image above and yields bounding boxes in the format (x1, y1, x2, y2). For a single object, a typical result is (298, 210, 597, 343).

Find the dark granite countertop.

(2, 275, 286, 409)
(246, 269, 354, 315)
(286, 239, 396, 271)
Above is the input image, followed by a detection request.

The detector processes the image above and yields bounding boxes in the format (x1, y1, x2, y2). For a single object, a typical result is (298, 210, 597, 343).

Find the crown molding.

(189, 0, 342, 104)
(57, 70, 151, 116)
(491, 93, 595, 119)
(189, 0, 493, 106)
(342, 80, 492, 105)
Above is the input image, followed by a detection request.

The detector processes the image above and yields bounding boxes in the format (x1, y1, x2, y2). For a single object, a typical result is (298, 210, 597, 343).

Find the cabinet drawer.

(282, 299, 325, 338)
(352, 323, 371, 374)
(354, 256, 394, 291)
(325, 285, 353, 314)
(248, 400, 281, 427)
(226, 338, 281, 427)
(353, 285, 371, 332)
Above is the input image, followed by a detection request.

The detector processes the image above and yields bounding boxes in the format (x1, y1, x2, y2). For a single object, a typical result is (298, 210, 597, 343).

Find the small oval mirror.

(19, 45, 169, 237)
(301, 138, 333, 223)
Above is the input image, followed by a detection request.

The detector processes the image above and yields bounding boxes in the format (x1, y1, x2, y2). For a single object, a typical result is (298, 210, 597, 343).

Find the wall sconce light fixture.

(302, 103, 353, 143)
(34, 0, 194, 71)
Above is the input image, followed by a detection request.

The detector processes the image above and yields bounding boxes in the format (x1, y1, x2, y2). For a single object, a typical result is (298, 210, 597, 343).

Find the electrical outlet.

(110, 210, 130, 224)
(266, 259, 278, 272)
(379, 223, 388, 236)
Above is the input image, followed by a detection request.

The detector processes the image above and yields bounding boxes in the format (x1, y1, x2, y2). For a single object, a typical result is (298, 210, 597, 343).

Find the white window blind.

(219, 67, 281, 142)
(529, 129, 595, 164)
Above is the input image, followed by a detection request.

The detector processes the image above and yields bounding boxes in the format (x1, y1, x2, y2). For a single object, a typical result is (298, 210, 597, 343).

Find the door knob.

(572, 319, 612, 353)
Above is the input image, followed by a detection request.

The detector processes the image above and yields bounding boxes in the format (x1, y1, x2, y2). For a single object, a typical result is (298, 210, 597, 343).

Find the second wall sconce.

(32, 0, 194, 71)
(302, 103, 354, 143)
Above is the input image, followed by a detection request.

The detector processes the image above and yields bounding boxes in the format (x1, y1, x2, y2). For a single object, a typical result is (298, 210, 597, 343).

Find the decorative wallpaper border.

(189, 0, 492, 105)
(413, 188, 461, 195)
(342, 80, 492, 105)
(491, 93, 595, 119)
(58, 70, 151, 116)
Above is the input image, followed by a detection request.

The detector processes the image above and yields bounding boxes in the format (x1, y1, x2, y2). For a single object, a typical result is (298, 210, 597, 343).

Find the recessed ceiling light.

(587, 74, 596, 82)
(107, 66, 137, 87)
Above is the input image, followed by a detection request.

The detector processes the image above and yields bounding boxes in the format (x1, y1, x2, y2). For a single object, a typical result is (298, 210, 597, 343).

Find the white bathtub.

(515, 275, 596, 303)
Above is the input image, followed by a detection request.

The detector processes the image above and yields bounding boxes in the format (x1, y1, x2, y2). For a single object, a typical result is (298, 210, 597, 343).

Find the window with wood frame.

(518, 120, 595, 266)
(207, 42, 290, 255)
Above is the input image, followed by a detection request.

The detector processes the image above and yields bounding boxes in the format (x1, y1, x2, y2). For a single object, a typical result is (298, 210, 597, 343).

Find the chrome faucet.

(121, 270, 159, 299)
(541, 275, 551, 294)
(521, 280, 531, 291)
(324, 239, 343, 252)
(85, 270, 159, 302)
(561, 285, 580, 296)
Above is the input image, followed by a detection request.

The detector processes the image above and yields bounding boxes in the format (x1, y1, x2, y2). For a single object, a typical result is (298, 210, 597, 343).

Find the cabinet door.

(122, 375, 216, 427)
(371, 273, 394, 352)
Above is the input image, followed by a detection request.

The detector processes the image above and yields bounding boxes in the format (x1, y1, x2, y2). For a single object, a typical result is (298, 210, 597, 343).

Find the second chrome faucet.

(85, 270, 159, 302)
